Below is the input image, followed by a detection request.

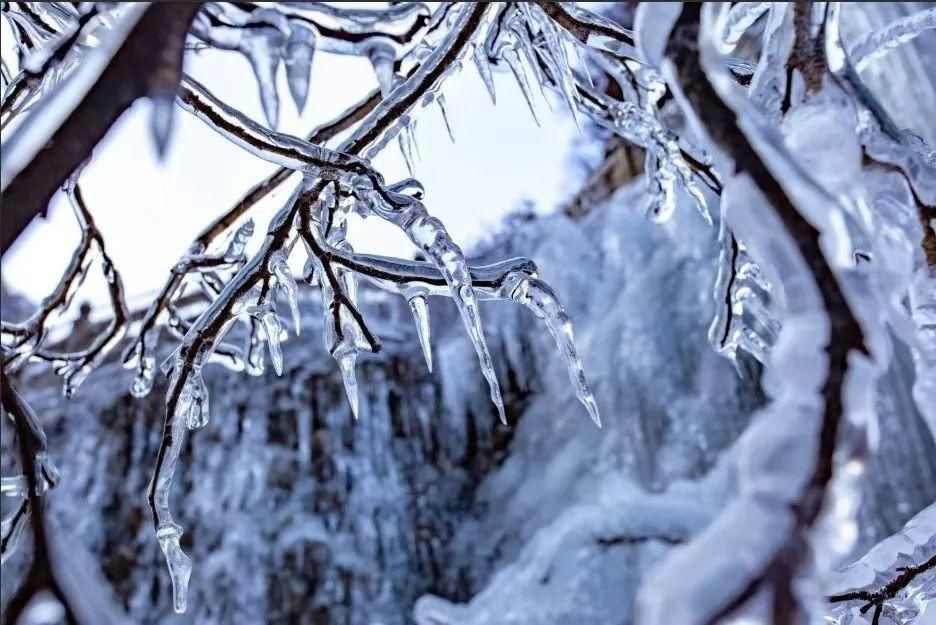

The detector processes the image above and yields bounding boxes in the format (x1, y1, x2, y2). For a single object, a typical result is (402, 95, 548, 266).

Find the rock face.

(3, 183, 934, 625)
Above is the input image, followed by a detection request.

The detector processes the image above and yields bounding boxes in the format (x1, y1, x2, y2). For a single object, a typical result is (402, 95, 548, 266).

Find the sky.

(2, 19, 581, 314)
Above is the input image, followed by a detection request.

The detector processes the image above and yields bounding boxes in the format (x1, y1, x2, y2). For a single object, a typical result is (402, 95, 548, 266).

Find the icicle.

(245, 318, 266, 376)
(262, 310, 284, 375)
(506, 273, 601, 427)
(437, 93, 455, 143)
(240, 10, 288, 128)
(539, 17, 583, 131)
(359, 181, 506, 424)
(284, 24, 316, 113)
(150, 94, 175, 160)
(337, 350, 359, 419)
(398, 122, 417, 176)
(366, 41, 397, 97)
(225, 218, 255, 257)
(247, 300, 285, 375)
(269, 251, 301, 335)
(157, 523, 192, 614)
(501, 46, 540, 126)
(472, 43, 497, 104)
(407, 294, 433, 372)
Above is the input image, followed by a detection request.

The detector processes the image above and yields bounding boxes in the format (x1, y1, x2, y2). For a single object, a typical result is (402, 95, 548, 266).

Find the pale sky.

(2, 16, 580, 313)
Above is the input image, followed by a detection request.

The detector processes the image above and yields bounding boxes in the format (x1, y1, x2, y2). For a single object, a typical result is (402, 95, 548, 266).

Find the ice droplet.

(407, 294, 433, 372)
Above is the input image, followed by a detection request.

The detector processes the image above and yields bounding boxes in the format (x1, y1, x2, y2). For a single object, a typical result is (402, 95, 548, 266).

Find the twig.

(828, 554, 936, 625)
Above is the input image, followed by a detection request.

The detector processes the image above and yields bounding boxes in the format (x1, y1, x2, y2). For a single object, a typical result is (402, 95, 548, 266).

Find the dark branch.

(1, 3, 200, 256)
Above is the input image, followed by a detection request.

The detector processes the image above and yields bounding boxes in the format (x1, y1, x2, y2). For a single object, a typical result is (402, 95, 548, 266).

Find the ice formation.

(2, 2, 935, 624)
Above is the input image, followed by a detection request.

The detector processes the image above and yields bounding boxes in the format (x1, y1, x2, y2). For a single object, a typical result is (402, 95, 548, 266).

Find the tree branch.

(1, 3, 200, 256)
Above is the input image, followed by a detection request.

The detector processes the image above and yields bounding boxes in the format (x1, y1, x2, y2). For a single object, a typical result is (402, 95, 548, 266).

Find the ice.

(407, 294, 433, 372)
(245, 318, 266, 376)
(472, 43, 497, 104)
(156, 523, 192, 614)
(718, 2, 771, 52)
(436, 93, 455, 143)
(178, 371, 211, 431)
(504, 272, 600, 427)
(338, 351, 360, 420)
(284, 24, 316, 113)
(269, 251, 301, 335)
(850, 7, 936, 72)
(357, 178, 507, 424)
(500, 46, 541, 126)
(248, 300, 285, 376)
(149, 94, 175, 159)
(366, 41, 398, 98)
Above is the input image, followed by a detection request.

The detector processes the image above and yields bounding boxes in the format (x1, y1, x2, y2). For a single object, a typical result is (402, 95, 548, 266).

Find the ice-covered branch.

(149, 3, 491, 612)
(0, 368, 67, 622)
(2, 175, 128, 398)
(123, 88, 384, 396)
(829, 555, 936, 625)
(531, 1, 637, 60)
(637, 4, 868, 624)
(0, 3, 200, 256)
(850, 6, 936, 72)
(190, 1, 432, 126)
(0, 4, 100, 128)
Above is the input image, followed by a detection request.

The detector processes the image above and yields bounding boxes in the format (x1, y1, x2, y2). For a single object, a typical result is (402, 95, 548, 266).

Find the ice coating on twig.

(284, 24, 316, 113)
(176, 368, 210, 430)
(850, 7, 936, 72)
(407, 294, 433, 372)
(504, 272, 600, 427)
